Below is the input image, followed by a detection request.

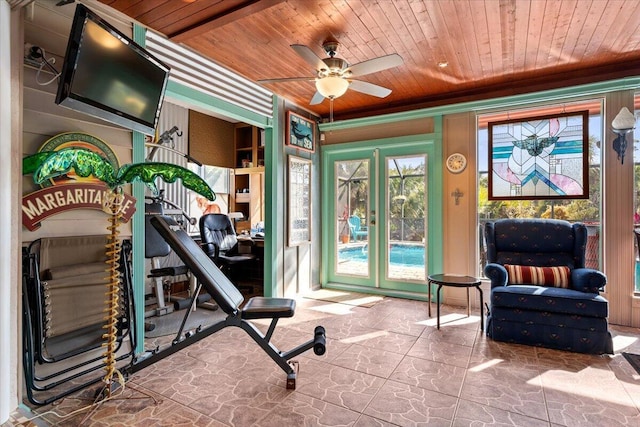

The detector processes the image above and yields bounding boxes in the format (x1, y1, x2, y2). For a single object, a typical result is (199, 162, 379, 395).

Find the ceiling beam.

(334, 59, 640, 121)
(170, 0, 285, 41)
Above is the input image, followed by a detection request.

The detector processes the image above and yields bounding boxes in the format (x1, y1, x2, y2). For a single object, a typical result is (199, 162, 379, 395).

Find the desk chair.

(199, 213, 256, 292)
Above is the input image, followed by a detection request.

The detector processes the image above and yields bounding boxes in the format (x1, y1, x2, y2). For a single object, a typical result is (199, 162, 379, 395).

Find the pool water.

(339, 244, 425, 267)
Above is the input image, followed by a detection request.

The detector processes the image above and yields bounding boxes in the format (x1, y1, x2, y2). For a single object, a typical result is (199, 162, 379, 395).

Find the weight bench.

(133, 215, 326, 389)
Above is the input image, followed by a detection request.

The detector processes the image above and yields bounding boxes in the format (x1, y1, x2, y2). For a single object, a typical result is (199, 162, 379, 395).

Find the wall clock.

(446, 152, 467, 174)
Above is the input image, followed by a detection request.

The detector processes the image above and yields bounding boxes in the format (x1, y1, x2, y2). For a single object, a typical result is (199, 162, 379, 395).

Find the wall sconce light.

(611, 107, 636, 164)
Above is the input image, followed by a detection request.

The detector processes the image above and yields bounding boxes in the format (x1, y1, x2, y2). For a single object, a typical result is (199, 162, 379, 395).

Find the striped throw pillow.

(504, 264, 570, 288)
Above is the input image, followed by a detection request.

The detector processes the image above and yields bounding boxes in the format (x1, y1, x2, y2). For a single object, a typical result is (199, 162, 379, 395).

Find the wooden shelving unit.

(231, 124, 265, 231)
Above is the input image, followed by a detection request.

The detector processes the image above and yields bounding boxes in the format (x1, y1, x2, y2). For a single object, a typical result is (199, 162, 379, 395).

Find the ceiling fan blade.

(349, 80, 392, 98)
(309, 91, 325, 105)
(347, 54, 403, 77)
(291, 44, 326, 71)
(257, 77, 314, 83)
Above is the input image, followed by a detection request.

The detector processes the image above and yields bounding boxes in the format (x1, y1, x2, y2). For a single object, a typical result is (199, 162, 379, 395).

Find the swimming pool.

(339, 243, 425, 267)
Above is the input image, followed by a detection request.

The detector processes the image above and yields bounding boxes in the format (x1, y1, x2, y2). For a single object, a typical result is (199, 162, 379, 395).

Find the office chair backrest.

(199, 213, 239, 257)
(145, 201, 171, 259)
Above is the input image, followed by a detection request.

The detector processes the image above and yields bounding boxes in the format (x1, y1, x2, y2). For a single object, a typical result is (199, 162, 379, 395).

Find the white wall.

(21, 0, 134, 244)
(13, 0, 135, 414)
(1, 1, 22, 422)
(281, 100, 321, 297)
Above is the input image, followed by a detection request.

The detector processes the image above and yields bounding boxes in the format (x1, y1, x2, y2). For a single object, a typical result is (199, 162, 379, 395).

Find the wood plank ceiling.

(98, 0, 640, 120)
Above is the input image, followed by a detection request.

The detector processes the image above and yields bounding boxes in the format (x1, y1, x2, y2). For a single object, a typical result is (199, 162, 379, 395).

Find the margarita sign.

(22, 132, 136, 231)
(22, 131, 215, 395)
(22, 183, 136, 231)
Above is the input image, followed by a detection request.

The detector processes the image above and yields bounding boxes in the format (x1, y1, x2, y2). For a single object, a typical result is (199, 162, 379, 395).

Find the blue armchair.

(484, 218, 613, 354)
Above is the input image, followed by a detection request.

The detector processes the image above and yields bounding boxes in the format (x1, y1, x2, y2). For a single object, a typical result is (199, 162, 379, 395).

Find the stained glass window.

(488, 111, 589, 200)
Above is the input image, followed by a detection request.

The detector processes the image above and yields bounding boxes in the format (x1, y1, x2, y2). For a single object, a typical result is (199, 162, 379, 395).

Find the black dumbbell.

(313, 326, 326, 355)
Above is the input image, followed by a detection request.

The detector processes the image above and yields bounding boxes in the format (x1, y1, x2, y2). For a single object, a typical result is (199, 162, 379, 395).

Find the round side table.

(427, 274, 483, 331)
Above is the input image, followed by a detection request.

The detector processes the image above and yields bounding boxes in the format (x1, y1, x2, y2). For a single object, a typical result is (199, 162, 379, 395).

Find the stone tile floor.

(7, 292, 640, 426)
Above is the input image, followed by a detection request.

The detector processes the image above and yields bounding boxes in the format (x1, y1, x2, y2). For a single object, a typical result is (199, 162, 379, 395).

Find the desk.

(237, 235, 264, 281)
(251, 236, 264, 248)
(427, 274, 483, 331)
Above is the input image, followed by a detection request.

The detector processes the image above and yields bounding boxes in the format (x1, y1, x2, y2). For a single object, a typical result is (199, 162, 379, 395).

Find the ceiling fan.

(258, 40, 403, 105)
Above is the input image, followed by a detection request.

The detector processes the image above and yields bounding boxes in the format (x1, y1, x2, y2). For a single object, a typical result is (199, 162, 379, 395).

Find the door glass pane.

(387, 155, 426, 281)
(335, 159, 369, 277)
(634, 94, 640, 294)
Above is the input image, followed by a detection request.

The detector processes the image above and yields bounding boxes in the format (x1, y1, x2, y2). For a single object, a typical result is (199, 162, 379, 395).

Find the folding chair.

(22, 236, 135, 405)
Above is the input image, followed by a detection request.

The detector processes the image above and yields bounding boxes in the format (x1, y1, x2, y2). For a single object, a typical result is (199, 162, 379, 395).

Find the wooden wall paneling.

(188, 110, 235, 168)
(467, 112, 484, 309)
(246, 171, 263, 227)
(602, 91, 637, 327)
(442, 112, 478, 308)
(322, 118, 434, 145)
(633, 296, 640, 327)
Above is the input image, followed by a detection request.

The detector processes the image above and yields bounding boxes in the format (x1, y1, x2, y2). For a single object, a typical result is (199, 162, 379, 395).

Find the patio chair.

(348, 215, 368, 241)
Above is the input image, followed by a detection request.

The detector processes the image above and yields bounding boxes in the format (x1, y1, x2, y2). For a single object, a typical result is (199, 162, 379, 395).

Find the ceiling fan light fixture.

(315, 76, 349, 99)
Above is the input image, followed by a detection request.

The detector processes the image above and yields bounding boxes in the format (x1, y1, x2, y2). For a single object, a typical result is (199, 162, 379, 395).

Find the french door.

(322, 138, 442, 295)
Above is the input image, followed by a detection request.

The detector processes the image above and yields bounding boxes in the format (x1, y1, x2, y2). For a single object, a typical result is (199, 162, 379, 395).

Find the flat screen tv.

(55, 4, 170, 135)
